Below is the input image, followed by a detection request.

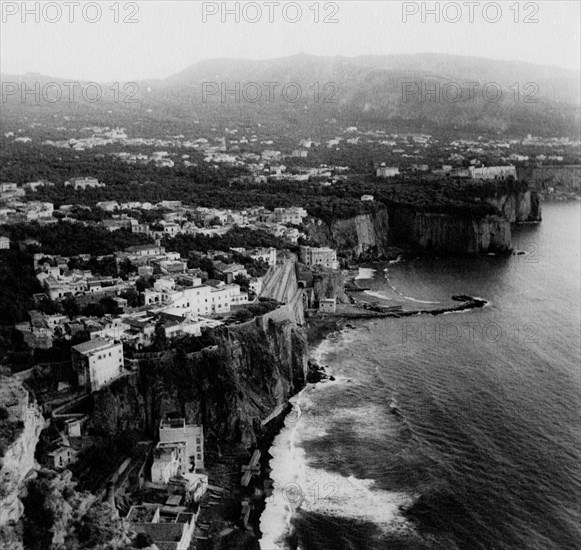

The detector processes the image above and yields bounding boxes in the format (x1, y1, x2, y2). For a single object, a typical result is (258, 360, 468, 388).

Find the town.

(1, 114, 579, 548)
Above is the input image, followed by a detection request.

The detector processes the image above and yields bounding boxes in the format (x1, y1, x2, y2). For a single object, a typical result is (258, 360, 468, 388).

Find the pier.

(240, 449, 261, 487)
(319, 297, 488, 320)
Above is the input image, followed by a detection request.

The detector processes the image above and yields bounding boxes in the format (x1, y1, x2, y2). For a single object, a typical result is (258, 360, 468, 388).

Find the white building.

(0, 236, 10, 249)
(96, 201, 120, 212)
(319, 297, 337, 313)
(48, 445, 75, 469)
(274, 207, 307, 225)
(71, 338, 124, 392)
(299, 246, 339, 270)
(468, 166, 517, 180)
(159, 418, 204, 471)
(151, 443, 183, 484)
(376, 166, 400, 178)
(146, 283, 247, 316)
(125, 244, 166, 258)
(64, 177, 104, 190)
(249, 247, 277, 266)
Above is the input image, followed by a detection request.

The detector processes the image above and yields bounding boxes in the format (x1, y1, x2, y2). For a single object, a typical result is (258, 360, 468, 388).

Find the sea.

(259, 201, 581, 550)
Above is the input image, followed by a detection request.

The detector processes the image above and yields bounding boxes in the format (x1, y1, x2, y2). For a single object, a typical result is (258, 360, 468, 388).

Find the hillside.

(1, 53, 579, 137)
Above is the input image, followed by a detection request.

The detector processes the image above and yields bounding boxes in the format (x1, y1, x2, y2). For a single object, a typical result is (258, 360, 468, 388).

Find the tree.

(234, 273, 250, 291)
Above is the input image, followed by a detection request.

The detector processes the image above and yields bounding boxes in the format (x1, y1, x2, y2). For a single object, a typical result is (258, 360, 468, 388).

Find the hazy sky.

(1, 1, 579, 81)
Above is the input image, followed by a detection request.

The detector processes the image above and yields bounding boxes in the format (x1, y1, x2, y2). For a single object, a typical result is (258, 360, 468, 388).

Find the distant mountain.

(2, 54, 580, 136)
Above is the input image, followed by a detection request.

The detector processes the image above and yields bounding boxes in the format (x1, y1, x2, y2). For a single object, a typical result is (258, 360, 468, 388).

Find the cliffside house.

(159, 418, 204, 472)
(127, 504, 196, 550)
(48, 445, 75, 469)
(71, 338, 124, 392)
(151, 443, 183, 484)
(319, 297, 337, 313)
(299, 246, 339, 270)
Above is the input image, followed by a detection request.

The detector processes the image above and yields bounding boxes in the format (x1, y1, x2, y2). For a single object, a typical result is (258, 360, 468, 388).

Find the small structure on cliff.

(127, 503, 197, 550)
(158, 418, 204, 472)
(71, 338, 125, 392)
(319, 297, 337, 313)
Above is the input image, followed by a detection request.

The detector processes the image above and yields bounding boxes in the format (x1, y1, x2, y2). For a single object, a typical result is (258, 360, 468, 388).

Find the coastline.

(204, 260, 491, 548)
(203, 317, 339, 550)
(241, 263, 489, 549)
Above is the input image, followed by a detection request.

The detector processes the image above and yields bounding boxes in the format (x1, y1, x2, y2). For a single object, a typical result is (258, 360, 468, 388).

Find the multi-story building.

(64, 177, 104, 190)
(159, 418, 204, 471)
(299, 246, 339, 270)
(468, 166, 517, 180)
(376, 166, 400, 178)
(125, 244, 166, 258)
(274, 207, 307, 225)
(249, 247, 277, 266)
(71, 338, 124, 392)
(151, 443, 183, 484)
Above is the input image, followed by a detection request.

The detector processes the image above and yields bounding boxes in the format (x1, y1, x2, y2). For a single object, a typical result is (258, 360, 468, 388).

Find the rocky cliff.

(306, 209, 391, 260)
(388, 206, 513, 254)
(307, 189, 541, 256)
(90, 270, 308, 453)
(485, 190, 542, 223)
(0, 377, 45, 549)
(0, 378, 45, 524)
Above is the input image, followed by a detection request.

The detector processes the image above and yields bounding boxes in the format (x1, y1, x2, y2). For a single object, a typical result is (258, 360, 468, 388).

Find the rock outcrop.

(0, 377, 45, 550)
(306, 189, 541, 256)
(485, 190, 542, 223)
(388, 206, 512, 254)
(306, 209, 390, 259)
(0, 377, 44, 528)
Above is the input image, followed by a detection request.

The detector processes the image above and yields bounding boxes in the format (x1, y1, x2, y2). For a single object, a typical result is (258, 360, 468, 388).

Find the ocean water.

(259, 202, 581, 550)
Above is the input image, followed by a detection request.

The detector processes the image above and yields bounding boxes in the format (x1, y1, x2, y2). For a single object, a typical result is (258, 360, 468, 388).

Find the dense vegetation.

(0, 250, 43, 325)
(163, 227, 287, 256)
(0, 141, 531, 221)
(3, 222, 153, 257)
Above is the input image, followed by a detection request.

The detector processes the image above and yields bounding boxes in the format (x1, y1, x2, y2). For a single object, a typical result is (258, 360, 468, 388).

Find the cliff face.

(485, 190, 542, 223)
(388, 206, 512, 254)
(312, 270, 348, 303)
(306, 209, 391, 259)
(0, 377, 44, 530)
(307, 189, 540, 257)
(90, 274, 307, 452)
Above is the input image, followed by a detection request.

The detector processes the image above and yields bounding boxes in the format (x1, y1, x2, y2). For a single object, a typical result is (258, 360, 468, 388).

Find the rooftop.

(72, 338, 117, 355)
